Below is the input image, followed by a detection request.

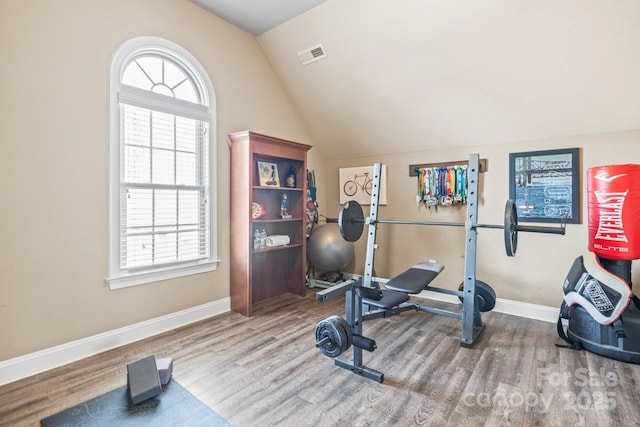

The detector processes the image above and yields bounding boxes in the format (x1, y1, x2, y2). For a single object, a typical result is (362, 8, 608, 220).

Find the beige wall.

(1, 0, 636, 363)
(326, 130, 640, 307)
(0, 0, 323, 361)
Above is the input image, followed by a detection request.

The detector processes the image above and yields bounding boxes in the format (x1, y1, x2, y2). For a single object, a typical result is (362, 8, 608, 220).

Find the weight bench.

(362, 262, 444, 310)
(315, 259, 497, 383)
(314, 158, 497, 383)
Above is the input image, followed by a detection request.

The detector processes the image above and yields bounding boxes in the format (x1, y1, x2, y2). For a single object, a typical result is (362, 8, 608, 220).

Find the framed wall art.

(339, 165, 387, 205)
(509, 148, 580, 224)
(257, 161, 280, 187)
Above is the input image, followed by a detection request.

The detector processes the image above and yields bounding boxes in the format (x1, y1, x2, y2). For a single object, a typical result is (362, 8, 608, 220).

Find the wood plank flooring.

(1, 289, 639, 426)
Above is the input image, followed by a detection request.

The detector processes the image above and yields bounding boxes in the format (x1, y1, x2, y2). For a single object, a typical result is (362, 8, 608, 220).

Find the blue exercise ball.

(307, 223, 354, 272)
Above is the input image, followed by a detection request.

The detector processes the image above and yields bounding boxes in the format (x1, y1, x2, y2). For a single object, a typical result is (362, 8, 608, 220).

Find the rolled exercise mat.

(587, 164, 640, 260)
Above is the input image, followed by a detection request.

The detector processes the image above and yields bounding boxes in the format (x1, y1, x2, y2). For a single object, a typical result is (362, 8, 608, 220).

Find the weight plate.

(315, 316, 349, 358)
(458, 280, 497, 312)
(338, 201, 365, 242)
(504, 200, 518, 257)
(329, 315, 352, 349)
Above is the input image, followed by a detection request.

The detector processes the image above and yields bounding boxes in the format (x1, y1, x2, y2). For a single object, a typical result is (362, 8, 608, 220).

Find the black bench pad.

(363, 289, 410, 309)
(385, 262, 444, 294)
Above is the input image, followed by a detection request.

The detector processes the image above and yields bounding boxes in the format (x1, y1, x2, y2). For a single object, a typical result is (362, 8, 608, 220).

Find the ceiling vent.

(298, 43, 327, 66)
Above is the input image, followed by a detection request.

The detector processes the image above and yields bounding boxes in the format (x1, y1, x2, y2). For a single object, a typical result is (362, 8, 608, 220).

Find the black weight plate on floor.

(338, 201, 365, 242)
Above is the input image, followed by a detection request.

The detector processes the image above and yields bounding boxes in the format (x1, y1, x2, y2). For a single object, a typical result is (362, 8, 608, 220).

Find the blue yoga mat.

(40, 380, 232, 427)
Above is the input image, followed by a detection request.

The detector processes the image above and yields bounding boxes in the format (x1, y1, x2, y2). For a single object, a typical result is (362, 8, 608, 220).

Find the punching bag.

(587, 164, 640, 260)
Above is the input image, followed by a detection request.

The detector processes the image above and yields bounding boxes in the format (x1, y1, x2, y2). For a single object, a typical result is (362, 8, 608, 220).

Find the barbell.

(328, 199, 566, 257)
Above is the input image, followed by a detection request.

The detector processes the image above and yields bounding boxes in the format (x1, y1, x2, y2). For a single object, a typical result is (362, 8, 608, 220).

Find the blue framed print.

(509, 148, 580, 224)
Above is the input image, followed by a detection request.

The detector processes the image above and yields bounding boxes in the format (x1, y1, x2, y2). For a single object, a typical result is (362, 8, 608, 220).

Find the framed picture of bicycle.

(508, 148, 580, 224)
(339, 165, 387, 205)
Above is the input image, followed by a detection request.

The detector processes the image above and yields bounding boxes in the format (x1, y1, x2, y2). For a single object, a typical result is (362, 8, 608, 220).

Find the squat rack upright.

(359, 154, 485, 347)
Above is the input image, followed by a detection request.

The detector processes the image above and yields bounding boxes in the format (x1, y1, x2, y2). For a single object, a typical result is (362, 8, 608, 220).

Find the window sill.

(106, 260, 220, 290)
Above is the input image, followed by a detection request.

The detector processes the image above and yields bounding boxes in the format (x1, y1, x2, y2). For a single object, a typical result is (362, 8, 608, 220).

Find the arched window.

(108, 37, 217, 289)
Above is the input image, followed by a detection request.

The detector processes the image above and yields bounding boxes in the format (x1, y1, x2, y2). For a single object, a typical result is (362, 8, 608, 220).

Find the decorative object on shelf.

(266, 234, 291, 247)
(285, 166, 297, 188)
(259, 229, 267, 249)
(257, 161, 280, 187)
(253, 229, 261, 250)
(280, 193, 292, 219)
(339, 165, 388, 205)
(251, 202, 266, 219)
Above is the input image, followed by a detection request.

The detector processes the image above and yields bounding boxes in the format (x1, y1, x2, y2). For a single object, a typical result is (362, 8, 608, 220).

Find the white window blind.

(108, 37, 217, 289)
(121, 105, 209, 270)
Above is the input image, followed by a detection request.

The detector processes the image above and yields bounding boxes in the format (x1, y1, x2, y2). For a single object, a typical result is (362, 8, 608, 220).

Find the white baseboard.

(416, 290, 560, 323)
(0, 292, 559, 387)
(0, 298, 230, 387)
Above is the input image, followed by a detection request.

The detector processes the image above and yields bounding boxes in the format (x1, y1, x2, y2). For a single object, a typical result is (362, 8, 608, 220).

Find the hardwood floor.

(1, 289, 639, 426)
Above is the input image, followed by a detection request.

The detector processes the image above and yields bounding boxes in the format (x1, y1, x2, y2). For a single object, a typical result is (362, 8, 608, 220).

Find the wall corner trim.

(0, 298, 230, 387)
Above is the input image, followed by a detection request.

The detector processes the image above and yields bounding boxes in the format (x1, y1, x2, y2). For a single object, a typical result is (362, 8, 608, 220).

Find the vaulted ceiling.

(189, 0, 327, 36)
(192, 0, 640, 160)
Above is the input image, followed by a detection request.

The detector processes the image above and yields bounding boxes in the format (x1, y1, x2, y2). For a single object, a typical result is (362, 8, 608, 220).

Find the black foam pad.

(363, 289, 410, 309)
(385, 262, 444, 294)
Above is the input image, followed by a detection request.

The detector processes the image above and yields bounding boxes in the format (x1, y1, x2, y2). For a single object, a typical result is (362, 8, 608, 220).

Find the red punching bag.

(587, 164, 640, 260)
